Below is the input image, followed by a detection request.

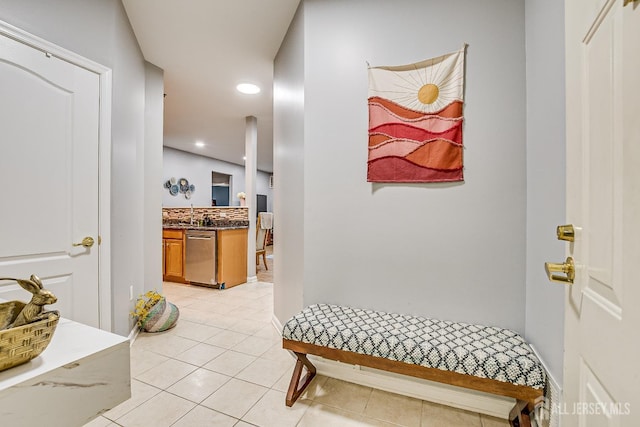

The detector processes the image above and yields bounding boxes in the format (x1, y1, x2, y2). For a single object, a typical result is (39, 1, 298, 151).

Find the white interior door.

(0, 33, 101, 327)
(562, 0, 640, 425)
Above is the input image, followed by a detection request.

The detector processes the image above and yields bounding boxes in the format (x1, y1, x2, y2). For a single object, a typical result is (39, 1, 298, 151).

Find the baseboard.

(128, 325, 140, 345)
(246, 275, 258, 283)
(271, 313, 283, 335)
(544, 376, 561, 427)
(309, 356, 515, 419)
(529, 345, 562, 427)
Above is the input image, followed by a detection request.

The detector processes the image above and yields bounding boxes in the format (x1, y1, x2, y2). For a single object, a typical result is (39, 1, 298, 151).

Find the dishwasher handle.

(187, 235, 213, 240)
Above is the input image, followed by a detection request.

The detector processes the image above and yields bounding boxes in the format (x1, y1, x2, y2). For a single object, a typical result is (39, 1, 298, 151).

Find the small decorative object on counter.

(132, 290, 179, 332)
(0, 275, 60, 371)
(237, 191, 246, 206)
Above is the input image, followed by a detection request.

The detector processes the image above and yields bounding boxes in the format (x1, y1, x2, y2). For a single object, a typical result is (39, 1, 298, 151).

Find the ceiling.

(122, 0, 300, 173)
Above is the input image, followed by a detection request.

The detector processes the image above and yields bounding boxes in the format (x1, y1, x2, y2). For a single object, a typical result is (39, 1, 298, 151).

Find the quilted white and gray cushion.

(282, 304, 546, 389)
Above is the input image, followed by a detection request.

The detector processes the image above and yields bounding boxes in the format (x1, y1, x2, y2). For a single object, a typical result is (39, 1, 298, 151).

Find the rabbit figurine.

(0, 275, 57, 328)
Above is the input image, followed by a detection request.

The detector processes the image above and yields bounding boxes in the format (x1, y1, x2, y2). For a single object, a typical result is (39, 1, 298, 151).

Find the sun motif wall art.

(367, 46, 466, 183)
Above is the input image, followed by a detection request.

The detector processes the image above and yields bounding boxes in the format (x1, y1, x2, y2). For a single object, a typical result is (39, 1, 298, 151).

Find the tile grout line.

(126, 284, 283, 426)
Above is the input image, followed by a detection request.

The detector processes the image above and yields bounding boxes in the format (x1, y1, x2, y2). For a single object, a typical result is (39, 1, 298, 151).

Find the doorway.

(0, 22, 112, 329)
(561, 1, 640, 424)
(211, 171, 232, 206)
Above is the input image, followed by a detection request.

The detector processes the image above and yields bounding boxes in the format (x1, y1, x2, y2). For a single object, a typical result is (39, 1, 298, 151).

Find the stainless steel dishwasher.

(185, 230, 217, 287)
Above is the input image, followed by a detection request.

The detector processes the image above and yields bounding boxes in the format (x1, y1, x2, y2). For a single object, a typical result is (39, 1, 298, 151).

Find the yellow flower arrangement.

(131, 290, 164, 327)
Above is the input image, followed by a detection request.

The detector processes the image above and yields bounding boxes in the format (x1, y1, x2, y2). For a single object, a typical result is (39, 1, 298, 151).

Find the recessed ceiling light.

(195, 141, 205, 148)
(243, 156, 247, 161)
(236, 83, 261, 95)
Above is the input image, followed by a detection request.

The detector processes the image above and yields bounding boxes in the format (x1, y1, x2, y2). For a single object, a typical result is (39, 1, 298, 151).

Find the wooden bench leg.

(285, 352, 316, 407)
(509, 400, 533, 427)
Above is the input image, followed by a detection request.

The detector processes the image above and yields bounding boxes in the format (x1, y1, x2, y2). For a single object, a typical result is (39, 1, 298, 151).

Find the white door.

(561, 0, 640, 425)
(0, 33, 101, 327)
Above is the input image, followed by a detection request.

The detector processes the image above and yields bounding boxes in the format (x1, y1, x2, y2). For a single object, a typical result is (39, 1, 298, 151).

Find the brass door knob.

(556, 224, 575, 242)
(545, 257, 575, 284)
(73, 236, 95, 248)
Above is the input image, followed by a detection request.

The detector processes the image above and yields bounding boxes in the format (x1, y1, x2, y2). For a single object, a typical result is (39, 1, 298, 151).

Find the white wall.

(110, 3, 148, 337)
(524, 0, 566, 384)
(273, 3, 306, 322)
(0, 0, 162, 336)
(144, 62, 164, 294)
(163, 147, 273, 212)
(274, 0, 528, 332)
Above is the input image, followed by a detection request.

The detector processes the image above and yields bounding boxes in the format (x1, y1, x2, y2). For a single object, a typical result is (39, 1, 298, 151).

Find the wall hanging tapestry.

(367, 46, 466, 183)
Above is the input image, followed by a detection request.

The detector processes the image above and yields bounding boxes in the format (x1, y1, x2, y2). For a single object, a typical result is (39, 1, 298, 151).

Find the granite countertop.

(163, 220, 249, 230)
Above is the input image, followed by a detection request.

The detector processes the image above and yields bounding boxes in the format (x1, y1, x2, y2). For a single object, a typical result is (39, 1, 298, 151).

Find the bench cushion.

(282, 304, 546, 389)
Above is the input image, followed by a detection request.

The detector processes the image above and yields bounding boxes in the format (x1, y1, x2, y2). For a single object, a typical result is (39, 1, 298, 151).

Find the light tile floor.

(84, 280, 509, 427)
(256, 245, 273, 283)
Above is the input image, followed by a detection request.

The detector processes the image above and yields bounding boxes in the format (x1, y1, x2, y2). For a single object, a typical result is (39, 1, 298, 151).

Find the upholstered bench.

(282, 304, 545, 427)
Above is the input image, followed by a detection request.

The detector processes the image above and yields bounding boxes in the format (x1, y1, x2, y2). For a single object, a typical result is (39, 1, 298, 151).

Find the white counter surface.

(0, 317, 131, 426)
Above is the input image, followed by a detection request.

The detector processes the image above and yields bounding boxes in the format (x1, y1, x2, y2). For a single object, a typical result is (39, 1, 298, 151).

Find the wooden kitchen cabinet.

(165, 240, 183, 277)
(162, 227, 248, 287)
(217, 228, 248, 289)
(163, 229, 187, 283)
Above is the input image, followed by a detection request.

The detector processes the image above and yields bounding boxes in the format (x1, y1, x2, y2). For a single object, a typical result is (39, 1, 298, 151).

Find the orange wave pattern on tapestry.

(368, 133, 393, 148)
(367, 98, 464, 182)
(368, 138, 422, 160)
(369, 122, 462, 145)
(369, 97, 464, 120)
(368, 102, 463, 133)
(369, 139, 462, 171)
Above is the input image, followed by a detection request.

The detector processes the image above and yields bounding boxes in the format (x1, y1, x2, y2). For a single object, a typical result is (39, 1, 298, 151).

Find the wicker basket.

(0, 308, 60, 372)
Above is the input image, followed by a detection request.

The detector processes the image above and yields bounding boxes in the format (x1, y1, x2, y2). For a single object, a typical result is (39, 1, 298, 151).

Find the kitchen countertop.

(163, 221, 249, 230)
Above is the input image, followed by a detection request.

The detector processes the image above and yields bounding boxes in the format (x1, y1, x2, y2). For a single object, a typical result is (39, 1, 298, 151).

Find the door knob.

(556, 224, 575, 242)
(545, 257, 575, 284)
(73, 236, 95, 248)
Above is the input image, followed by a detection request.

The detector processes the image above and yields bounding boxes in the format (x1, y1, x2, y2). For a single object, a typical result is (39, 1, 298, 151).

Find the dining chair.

(256, 214, 270, 270)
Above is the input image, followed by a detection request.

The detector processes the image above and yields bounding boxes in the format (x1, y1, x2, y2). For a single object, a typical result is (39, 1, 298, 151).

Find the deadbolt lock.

(556, 224, 575, 242)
